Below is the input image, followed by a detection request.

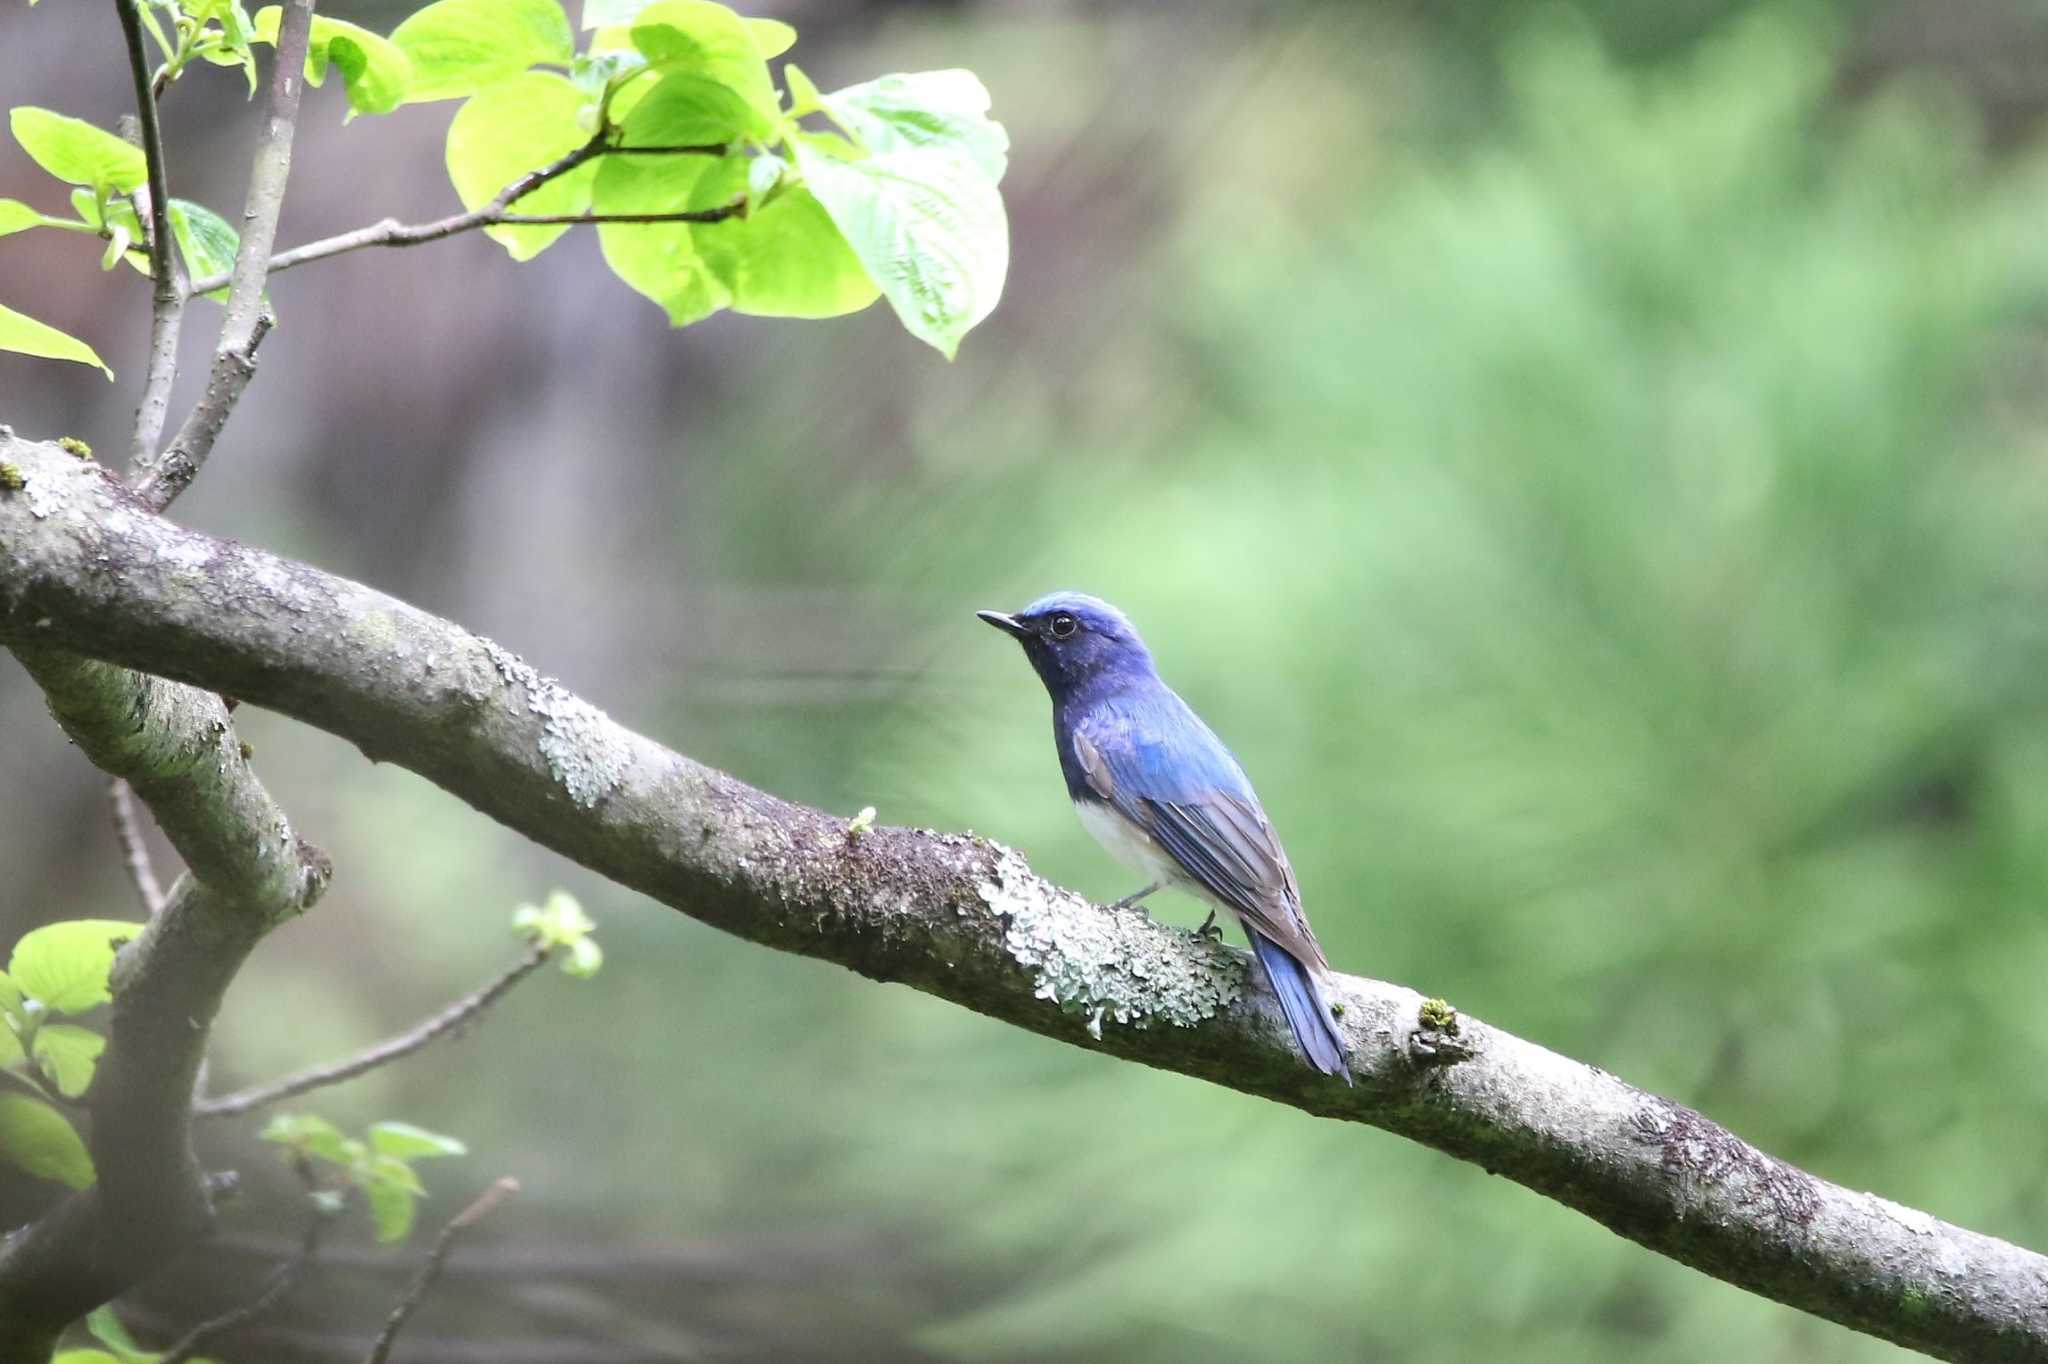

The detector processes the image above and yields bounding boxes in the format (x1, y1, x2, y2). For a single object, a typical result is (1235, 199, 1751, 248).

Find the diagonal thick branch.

(0, 433, 2044, 1364)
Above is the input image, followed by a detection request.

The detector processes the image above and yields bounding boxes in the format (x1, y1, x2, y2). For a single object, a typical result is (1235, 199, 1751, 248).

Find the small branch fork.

(180, 137, 734, 298)
(363, 1177, 520, 1364)
(113, 0, 186, 468)
(196, 941, 554, 1118)
(157, 1187, 333, 1364)
(134, 0, 315, 512)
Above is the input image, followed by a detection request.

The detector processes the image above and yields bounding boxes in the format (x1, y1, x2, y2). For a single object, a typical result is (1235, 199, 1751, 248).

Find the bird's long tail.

(1248, 930, 1353, 1085)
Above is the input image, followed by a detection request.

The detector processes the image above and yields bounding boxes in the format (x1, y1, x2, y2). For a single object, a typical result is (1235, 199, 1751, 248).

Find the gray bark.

(1, 431, 2044, 1362)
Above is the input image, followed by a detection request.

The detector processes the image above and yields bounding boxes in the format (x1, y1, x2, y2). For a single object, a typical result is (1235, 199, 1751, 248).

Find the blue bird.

(979, 592, 1352, 1083)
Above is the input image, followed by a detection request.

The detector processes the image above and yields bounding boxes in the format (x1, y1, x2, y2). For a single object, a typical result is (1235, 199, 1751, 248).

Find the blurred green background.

(8, 0, 2048, 1359)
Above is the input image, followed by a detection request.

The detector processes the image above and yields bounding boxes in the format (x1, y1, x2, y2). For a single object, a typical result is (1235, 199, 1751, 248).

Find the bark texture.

(0, 432, 2043, 1362)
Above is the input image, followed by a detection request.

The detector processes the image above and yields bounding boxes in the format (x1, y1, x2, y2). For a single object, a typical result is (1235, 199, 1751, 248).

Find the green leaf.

(793, 141, 1007, 358)
(0, 1093, 94, 1188)
(53, 1352, 122, 1364)
(253, 8, 414, 116)
(512, 889, 599, 949)
(8, 919, 139, 1012)
(746, 16, 795, 59)
(260, 1111, 356, 1165)
(390, 0, 573, 103)
(680, 172, 874, 320)
(168, 198, 240, 301)
(820, 70, 1008, 182)
(628, 0, 778, 136)
(783, 62, 821, 117)
(581, 0, 655, 29)
(32, 1023, 105, 1098)
(0, 199, 51, 237)
(0, 971, 23, 1020)
(364, 1174, 417, 1242)
(614, 71, 754, 148)
(0, 1028, 23, 1069)
(84, 1304, 151, 1361)
(369, 1120, 468, 1160)
(564, 934, 605, 977)
(365, 1151, 427, 1194)
(9, 108, 147, 196)
(445, 72, 596, 261)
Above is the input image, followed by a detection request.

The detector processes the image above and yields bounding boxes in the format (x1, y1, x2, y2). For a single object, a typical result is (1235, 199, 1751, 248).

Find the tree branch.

(362, 1178, 519, 1364)
(0, 458, 331, 1355)
(196, 942, 554, 1118)
(0, 433, 2044, 1363)
(136, 0, 314, 513)
(158, 1198, 330, 1364)
(114, 0, 186, 468)
(110, 778, 167, 915)
(179, 140, 733, 298)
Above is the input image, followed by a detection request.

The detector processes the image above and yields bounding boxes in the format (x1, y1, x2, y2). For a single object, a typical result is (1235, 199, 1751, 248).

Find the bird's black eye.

(1048, 612, 1078, 640)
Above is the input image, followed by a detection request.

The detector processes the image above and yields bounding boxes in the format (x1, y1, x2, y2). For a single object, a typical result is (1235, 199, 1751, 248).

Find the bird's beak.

(976, 609, 1031, 640)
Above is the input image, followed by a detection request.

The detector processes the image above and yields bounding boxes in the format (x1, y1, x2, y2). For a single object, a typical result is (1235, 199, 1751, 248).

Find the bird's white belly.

(1073, 799, 1199, 898)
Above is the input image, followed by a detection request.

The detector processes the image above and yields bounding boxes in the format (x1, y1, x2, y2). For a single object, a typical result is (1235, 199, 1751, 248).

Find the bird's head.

(977, 591, 1156, 697)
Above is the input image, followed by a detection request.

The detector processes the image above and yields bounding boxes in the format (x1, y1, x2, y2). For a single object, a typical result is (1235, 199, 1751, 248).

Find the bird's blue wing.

(1071, 690, 1327, 971)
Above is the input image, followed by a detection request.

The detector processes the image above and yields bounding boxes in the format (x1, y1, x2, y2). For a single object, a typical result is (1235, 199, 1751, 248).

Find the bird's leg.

(1193, 910, 1224, 942)
(1108, 881, 1163, 912)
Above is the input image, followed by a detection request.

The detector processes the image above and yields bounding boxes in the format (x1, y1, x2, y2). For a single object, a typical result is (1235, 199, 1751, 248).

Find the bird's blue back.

(983, 592, 1351, 1081)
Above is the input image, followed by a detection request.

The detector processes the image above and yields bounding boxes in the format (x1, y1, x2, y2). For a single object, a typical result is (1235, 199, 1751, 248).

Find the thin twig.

(180, 140, 732, 297)
(109, 778, 166, 915)
(362, 1178, 518, 1364)
(136, 0, 315, 513)
(0, 1062, 83, 1113)
(195, 943, 553, 1118)
(114, 0, 186, 470)
(159, 1180, 334, 1364)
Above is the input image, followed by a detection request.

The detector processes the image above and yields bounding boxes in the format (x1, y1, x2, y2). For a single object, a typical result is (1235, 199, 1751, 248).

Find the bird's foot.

(1192, 911, 1224, 943)
(1108, 881, 1162, 912)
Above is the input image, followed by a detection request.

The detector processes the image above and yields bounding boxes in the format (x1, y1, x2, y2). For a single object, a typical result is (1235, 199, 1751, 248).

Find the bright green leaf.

(581, 0, 656, 29)
(369, 1120, 468, 1160)
(365, 1151, 427, 1195)
(703, 185, 876, 318)
(512, 889, 599, 949)
(594, 159, 725, 324)
(614, 70, 753, 148)
(390, 0, 573, 103)
(628, 0, 778, 136)
(783, 62, 821, 117)
(0, 971, 22, 1020)
(52, 1352, 122, 1364)
(365, 1174, 417, 1242)
(0, 199, 50, 237)
(445, 72, 597, 261)
(84, 1304, 150, 1360)
(32, 1023, 105, 1098)
(0, 1028, 23, 1069)
(746, 16, 795, 59)
(260, 1111, 356, 1165)
(564, 934, 605, 976)
(820, 70, 1008, 182)
(254, 8, 414, 116)
(9, 108, 147, 196)
(793, 141, 1007, 358)
(8, 919, 139, 1013)
(168, 198, 240, 301)
(0, 1093, 94, 1189)
(67, 188, 103, 231)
